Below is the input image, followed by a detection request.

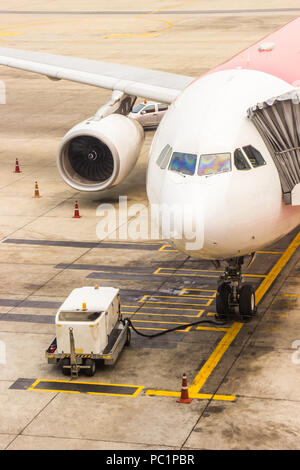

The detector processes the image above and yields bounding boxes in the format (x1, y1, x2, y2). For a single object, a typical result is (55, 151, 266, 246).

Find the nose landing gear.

(215, 256, 257, 322)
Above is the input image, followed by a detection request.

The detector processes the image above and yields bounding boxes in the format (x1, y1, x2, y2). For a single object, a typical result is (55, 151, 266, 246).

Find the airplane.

(1, 16, 300, 323)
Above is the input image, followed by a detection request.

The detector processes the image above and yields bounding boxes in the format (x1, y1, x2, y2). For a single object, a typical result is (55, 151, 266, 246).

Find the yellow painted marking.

(196, 326, 228, 332)
(28, 379, 143, 397)
(145, 389, 236, 401)
(179, 288, 217, 298)
(124, 303, 204, 311)
(129, 326, 189, 333)
(139, 294, 213, 307)
(255, 231, 300, 304)
(27, 378, 40, 391)
(159, 244, 177, 252)
(104, 0, 198, 40)
(122, 310, 204, 318)
(87, 385, 144, 398)
(257, 251, 284, 254)
(140, 299, 213, 307)
(131, 319, 189, 326)
(282, 294, 300, 297)
(189, 322, 243, 395)
(154, 267, 265, 279)
(123, 309, 204, 318)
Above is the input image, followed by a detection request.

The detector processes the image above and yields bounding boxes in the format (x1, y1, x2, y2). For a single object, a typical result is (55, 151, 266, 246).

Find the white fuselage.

(146, 69, 300, 260)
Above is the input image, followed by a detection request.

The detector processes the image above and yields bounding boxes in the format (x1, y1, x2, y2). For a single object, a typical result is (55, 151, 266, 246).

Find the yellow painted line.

(30, 387, 79, 395)
(122, 309, 204, 318)
(104, 0, 198, 40)
(87, 385, 144, 398)
(154, 267, 265, 279)
(139, 295, 213, 307)
(257, 251, 284, 254)
(196, 326, 228, 332)
(131, 319, 190, 325)
(159, 244, 177, 252)
(179, 288, 217, 297)
(125, 302, 204, 311)
(189, 322, 243, 395)
(105, 19, 173, 39)
(255, 230, 300, 304)
(145, 389, 236, 401)
(155, 267, 223, 274)
(28, 379, 144, 398)
(129, 326, 189, 333)
(27, 378, 40, 391)
(139, 299, 213, 307)
(139, 294, 212, 302)
(281, 294, 300, 297)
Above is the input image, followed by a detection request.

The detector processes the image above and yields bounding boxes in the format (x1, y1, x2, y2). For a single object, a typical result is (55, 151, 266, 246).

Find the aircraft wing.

(0, 47, 194, 104)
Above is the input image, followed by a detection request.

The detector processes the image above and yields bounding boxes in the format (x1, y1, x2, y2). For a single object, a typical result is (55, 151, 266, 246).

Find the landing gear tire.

(61, 357, 70, 376)
(84, 358, 96, 377)
(239, 284, 256, 322)
(216, 282, 231, 321)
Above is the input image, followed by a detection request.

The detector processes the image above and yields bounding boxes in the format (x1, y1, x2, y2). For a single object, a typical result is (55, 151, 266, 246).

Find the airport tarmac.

(1, 0, 300, 451)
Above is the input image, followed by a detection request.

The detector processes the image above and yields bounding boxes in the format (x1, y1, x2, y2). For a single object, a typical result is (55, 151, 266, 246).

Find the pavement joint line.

(3, 238, 163, 251)
(1, 8, 300, 15)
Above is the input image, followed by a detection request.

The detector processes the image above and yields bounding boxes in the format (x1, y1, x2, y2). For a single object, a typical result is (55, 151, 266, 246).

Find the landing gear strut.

(215, 256, 257, 322)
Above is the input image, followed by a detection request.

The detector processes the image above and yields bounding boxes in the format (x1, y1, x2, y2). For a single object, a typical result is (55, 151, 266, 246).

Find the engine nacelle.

(57, 114, 144, 191)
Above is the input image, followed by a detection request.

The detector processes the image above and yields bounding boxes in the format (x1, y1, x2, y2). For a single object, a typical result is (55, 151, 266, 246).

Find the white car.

(129, 101, 168, 128)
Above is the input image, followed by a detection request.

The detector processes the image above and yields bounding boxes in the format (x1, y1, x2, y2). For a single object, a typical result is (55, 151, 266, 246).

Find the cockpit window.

(156, 144, 172, 169)
(168, 152, 197, 176)
(234, 149, 251, 170)
(198, 152, 231, 176)
(242, 145, 266, 168)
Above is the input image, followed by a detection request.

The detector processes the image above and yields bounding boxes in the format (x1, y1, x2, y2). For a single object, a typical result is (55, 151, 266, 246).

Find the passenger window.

(143, 105, 155, 114)
(158, 104, 168, 111)
(234, 149, 251, 170)
(168, 152, 197, 176)
(156, 144, 172, 169)
(242, 145, 266, 168)
(131, 103, 145, 113)
(198, 153, 231, 176)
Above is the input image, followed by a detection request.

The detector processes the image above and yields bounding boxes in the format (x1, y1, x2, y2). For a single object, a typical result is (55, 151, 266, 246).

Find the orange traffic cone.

(14, 158, 21, 173)
(176, 373, 193, 404)
(72, 200, 81, 218)
(33, 181, 41, 198)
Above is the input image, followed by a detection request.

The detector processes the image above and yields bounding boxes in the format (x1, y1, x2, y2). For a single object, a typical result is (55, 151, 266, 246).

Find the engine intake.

(57, 114, 144, 192)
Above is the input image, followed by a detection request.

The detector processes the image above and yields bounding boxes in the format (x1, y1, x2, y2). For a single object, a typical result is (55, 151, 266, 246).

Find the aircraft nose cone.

(159, 185, 205, 253)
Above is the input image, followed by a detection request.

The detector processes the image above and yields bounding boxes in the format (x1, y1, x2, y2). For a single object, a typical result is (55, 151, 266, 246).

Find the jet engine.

(57, 113, 144, 191)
